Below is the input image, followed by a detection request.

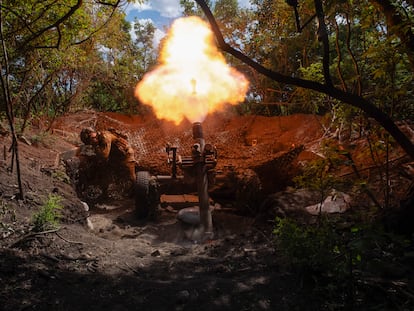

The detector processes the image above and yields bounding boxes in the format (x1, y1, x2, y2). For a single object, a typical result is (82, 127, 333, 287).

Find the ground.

(0, 110, 413, 310)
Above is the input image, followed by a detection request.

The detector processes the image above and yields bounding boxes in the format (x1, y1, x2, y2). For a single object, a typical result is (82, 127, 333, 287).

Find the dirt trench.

(59, 110, 324, 243)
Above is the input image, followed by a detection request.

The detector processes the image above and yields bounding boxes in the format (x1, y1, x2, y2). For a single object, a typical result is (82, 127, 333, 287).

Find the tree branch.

(95, 0, 122, 6)
(20, 0, 83, 49)
(72, 1, 122, 46)
(194, 0, 414, 159)
(334, 18, 347, 92)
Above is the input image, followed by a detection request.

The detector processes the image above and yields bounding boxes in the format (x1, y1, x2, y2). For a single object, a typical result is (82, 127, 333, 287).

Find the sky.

(124, 0, 253, 45)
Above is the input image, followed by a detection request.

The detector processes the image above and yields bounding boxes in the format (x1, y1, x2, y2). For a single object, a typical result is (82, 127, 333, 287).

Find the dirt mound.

(52, 110, 324, 167)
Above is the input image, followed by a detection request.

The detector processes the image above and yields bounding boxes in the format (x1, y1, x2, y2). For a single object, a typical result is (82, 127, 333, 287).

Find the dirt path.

(2, 201, 295, 311)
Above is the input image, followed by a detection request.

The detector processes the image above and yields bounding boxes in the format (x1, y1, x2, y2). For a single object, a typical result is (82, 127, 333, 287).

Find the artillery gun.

(135, 120, 306, 222)
(135, 121, 217, 234)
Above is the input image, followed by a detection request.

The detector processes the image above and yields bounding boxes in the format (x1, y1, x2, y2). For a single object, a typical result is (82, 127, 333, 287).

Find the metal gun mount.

(135, 122, 217, 237)
(166, 122, 217, 183)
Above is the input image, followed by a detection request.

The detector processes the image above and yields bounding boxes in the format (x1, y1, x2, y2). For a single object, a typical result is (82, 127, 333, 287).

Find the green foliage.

(29, 131, 56, 148)
(51, 169, 71, 184)
(214, 0, 239, 22)
(180, 0, 213, 17)
(362, 35, 414, 119)
(299, 62, 325, 83)
(88, 81, 129, 112)
(293, 140, 348, 200)
(1, 1, 143, 121)
(32, 194, 63, 232)
(273, 217, 342, 272)
(295, 63, 334, 114)
(1, 0, 413, 134)
(273, 216, 413, 308)
(236, 0, 414, 123)
(234, 98, 285, 116)
(133, 19, 157, 65)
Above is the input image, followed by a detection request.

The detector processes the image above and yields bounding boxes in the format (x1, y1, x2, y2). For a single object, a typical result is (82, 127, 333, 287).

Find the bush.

(273, 216, 414, 309)
(32, 194, 63, 232)
(273, 217, 343, 273)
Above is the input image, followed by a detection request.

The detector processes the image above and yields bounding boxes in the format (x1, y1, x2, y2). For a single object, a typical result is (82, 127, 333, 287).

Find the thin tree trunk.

(0, 0, 24, 200)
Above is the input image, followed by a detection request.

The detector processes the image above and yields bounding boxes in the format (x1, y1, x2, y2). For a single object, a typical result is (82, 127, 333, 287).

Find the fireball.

(134, 16, 249, 125)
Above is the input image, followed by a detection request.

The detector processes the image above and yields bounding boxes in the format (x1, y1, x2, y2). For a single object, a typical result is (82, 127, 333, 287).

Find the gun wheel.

(135, 171, 159, 219)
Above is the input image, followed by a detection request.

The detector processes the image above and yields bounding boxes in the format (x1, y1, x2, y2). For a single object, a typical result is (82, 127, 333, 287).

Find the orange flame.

(134, 16, 249, 125)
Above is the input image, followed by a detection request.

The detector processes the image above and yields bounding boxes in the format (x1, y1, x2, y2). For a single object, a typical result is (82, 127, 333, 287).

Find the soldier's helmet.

(80, 127, 96, 144)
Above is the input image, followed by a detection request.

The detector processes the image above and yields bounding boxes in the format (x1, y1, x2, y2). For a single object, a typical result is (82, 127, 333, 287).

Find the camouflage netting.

(56, 111, 321, 214)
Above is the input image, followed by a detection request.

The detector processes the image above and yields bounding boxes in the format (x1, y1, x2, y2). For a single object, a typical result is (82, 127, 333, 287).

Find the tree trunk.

(0, 1, 24, 200)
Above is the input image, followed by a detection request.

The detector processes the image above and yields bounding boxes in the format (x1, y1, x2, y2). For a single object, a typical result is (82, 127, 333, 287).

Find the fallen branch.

(125, 262, 140, 275)
(58, 253, 96, 262)
(9, 227, 60, 248)
(55, 231, 86, 245)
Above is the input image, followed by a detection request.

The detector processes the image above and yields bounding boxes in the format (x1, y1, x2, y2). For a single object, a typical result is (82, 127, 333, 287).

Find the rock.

(177, 206, 201, 225)
(81, 201, 89, 212)
(151, 250, 160, 257)
(176, 205, 214, 225)
(305, 190, 351, 215)
(86, 217, 94, 231)
(261, 188, 352, 220)
(86, 214, 112, 232)
(59, 148, 79, 162)
(261, 188, 319, 219)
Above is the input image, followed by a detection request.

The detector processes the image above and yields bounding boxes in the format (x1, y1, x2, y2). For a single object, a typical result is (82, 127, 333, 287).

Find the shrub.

(273, 216, 343, 273)
(273, 215, 414, 309)
(32, 194, 63, 232)
(29, 132, 56, 148)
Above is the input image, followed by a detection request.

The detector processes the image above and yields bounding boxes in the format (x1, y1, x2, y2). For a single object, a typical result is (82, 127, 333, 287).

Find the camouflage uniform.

(92, 129, 136, 183)
(79, 128, 137, 200)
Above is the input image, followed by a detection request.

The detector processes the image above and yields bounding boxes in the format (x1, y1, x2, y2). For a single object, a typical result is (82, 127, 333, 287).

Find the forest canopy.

(0, 0, 413, 158)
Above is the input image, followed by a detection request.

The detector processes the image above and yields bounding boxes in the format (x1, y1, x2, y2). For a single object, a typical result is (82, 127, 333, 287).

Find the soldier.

(79, 127, 137, 199)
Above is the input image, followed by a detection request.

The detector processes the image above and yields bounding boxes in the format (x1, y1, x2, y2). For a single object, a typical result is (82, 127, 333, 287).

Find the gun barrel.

(192, 122, 205, 152)
(192, 122, 213, 238)
(192, 121, 203, 139)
